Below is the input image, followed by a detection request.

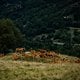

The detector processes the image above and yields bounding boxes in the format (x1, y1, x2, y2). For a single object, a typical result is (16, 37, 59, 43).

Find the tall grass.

(0, 55, 80, 80)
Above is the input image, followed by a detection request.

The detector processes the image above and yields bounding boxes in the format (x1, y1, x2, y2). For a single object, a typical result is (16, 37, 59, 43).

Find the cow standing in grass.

(15, 48, 25, 54)
(0, 53, 4, 57)
(12, 48, 25, 60)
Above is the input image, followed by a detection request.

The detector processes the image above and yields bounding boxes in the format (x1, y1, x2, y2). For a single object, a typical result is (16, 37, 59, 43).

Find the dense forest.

(0, 0, 80, 57)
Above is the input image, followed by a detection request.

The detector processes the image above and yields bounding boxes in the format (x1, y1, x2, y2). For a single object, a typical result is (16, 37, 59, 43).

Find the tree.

(0, 19, 25, 54)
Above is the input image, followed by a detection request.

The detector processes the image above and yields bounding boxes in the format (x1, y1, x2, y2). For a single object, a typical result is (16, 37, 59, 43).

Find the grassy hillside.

(0, 54, 80, 80)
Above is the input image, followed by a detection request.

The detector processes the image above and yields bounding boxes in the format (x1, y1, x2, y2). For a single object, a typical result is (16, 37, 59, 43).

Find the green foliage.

(0, 0, 80, 57)
(0, 19, 25, 53)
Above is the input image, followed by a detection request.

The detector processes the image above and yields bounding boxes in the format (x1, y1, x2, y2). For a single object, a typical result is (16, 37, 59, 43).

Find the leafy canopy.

(0, 19, 25, 53)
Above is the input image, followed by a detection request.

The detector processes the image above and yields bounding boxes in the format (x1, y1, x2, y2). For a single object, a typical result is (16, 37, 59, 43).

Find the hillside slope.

(0, 54, 80, 80)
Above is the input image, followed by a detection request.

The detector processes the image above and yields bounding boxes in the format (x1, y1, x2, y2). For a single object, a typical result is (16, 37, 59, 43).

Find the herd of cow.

(12, 48, 60, 60)
(0, 48, 80, 63)
(12, 48, 80, 63)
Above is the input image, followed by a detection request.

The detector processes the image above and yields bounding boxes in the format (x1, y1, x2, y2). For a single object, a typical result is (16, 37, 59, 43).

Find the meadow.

(0, 54, 80, 80)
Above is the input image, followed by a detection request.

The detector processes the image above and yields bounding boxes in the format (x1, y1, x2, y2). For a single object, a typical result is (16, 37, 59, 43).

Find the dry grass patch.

(0, 54, 80, 80)
(0, 58, 80, 80)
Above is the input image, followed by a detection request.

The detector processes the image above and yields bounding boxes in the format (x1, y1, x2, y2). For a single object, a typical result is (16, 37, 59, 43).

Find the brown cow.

(45, 52, 54, 58)
(38, 49, 47, 53)
(75, 59, 80, 63)
(12, 53, 20, 60)
(0, 53, 4, 57)
(39, 52, 46, 58)
(15, 48, 25, 54)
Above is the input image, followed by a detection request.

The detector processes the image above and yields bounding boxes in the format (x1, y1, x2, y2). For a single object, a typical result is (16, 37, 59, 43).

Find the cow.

(15, 48, 25, 54)
(0, 53, 4, 57)
(75, 59, 80, 63)
(38, 49, 47, 53)
(12, 53, 20, 60)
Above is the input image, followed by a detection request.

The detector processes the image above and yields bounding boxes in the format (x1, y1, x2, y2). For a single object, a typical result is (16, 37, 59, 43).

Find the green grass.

(0, 55, 80, 80)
